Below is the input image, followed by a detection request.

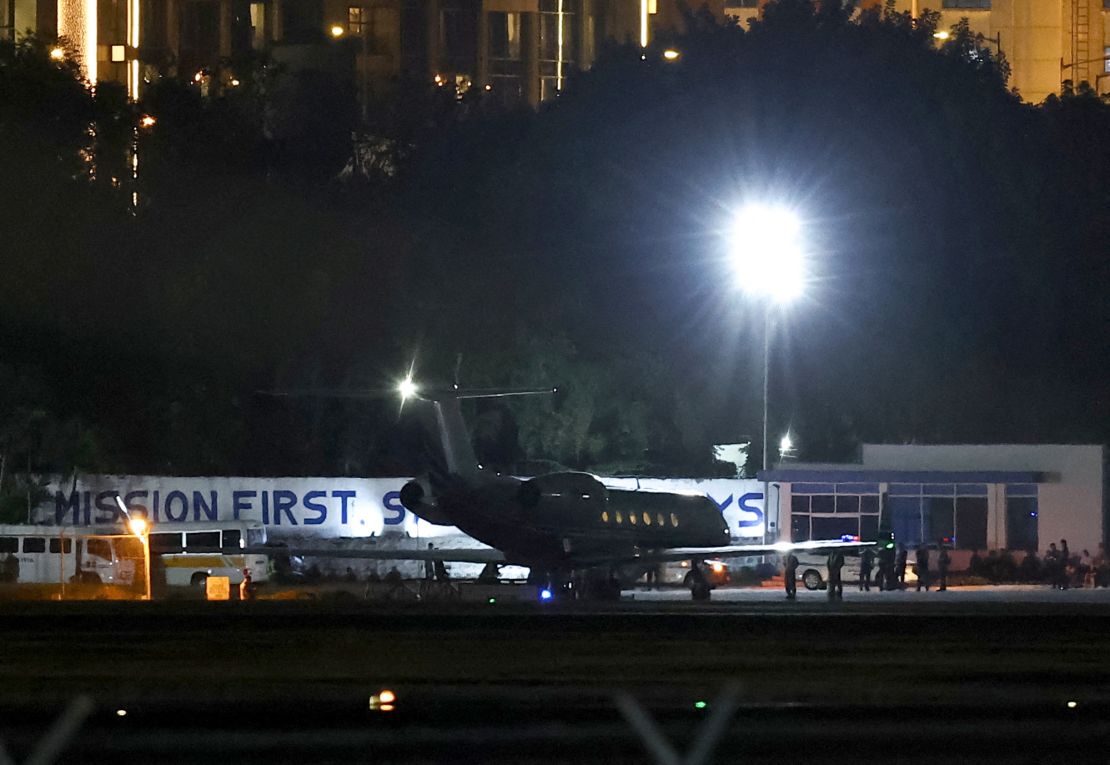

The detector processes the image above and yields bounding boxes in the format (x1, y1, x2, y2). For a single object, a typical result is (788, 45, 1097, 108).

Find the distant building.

(762, 443, 1108, 557)
(1, 0, 1103, 114)
(730, 0, 1110, 103)
(0, 0, 718, 106)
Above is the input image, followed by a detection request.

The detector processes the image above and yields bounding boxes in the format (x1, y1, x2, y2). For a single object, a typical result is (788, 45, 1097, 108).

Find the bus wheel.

(802, 570, 823, 591)
(191, 572, 208, 588)
(80, 572, 102, 585)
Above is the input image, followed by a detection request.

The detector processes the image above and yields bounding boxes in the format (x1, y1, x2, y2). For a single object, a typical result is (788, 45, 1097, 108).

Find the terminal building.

(762, 444, 1108, 568)
(1, 0, 1105, 108)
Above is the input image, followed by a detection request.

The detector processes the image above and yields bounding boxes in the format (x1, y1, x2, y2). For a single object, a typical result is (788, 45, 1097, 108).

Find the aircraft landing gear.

(688, 560, 711, 601)
(574, 568, 622, 601)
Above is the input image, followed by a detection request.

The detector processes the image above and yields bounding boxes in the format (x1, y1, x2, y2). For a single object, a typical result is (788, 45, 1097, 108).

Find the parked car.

(795, 550, 918, 590)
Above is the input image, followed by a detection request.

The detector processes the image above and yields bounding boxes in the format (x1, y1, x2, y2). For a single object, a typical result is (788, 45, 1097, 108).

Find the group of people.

(782, 538, 1110, 599)
(969, 541, 1110, 588)
(781, 539, 954, 600)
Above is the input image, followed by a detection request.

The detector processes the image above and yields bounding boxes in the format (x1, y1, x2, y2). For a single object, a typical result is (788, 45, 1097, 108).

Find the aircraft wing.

(247, 546, 507, 564)
(575, 538, 874, 568)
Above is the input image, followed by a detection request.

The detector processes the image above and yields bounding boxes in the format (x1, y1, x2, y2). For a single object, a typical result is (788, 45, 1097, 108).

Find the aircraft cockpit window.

(643, 512, 652, 525)
(670, 513, 679, 527)
(601, 511, 609, 523)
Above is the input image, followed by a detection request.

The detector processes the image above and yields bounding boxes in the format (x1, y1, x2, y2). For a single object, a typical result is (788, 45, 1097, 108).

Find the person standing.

(424, 543, 436, 581)
(936, 542, 950, 592)
(1059, 539, 1071, 590)
(915, 544, 931, 592)
(783, 551, 799, 600)
(859, 547, 874, 591)
(878, 543, 895, 590)
(1045, 543, 1060, 588)
(827, 549, 845, 601)
(896, 544, 908, 589)
(239, 568, 256, 601)
(969, 549, 983, 577)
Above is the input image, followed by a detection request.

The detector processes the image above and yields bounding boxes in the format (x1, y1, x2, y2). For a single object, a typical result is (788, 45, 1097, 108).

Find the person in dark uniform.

(877, 543, 894, 591)
(936, 541, 950, 592)
(783, 551, 799, 600)
(915, 544, 931, 591)
(826, 549, 845, 601)
(424, 543, 435, 581)
(896, 544, 908, 589)
(434, 558, 450, 582)
(1059, 539, 1071, 590)
(859, 547, 874, 591)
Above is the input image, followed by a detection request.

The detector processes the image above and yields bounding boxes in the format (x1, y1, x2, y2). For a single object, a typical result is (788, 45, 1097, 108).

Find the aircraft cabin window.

(629, 512, 637, 525)
(656, 513, 664, 527)
(615, 511, 623, 524)
(601, 511, 609, 523)
(671, 513, 679, 527)
(643, 512, 652, 526)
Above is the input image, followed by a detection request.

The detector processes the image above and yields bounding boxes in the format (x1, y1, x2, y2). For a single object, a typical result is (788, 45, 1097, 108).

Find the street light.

(729, 203, 806, 542)
(115, 495, 152, 601)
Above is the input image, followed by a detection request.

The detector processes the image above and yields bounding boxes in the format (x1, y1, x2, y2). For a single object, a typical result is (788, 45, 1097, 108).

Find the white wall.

(34, 474, 768, 542)
(861, 444, 1106, 553)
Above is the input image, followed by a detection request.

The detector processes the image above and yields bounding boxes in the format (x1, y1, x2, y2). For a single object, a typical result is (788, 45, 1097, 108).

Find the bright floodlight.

(780, 432, 793, 453)
(730, 204, 806, 304)
(398, 376, 418, 401)
(128, 517, 148, 536)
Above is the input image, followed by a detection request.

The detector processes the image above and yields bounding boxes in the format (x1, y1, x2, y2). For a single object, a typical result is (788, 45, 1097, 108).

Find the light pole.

(115, 495, 152, 600)
(729, 203, 806, 543)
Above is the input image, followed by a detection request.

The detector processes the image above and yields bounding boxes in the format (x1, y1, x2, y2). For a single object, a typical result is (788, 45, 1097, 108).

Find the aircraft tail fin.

(419, 387, 556, 484)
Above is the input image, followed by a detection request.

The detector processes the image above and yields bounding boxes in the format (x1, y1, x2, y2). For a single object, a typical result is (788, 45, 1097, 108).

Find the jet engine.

(517, 472, 608, 509)
(399, 479, 455, 526)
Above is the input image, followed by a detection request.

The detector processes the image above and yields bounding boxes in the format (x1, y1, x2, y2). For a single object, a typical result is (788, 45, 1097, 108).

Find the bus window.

(222, 530, 242, 550)
(150, 533, 183, 554)
(48, 538, 73, 554)
(186, 531, 220, 553)
(22, 538, 45, 553)
(85, 538, 111, 560)
(247, 527, 267, 546)
(0, 537, 16, 553)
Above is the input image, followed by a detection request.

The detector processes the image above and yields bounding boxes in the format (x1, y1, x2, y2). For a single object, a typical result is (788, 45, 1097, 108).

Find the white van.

(0, 525, 139, 585)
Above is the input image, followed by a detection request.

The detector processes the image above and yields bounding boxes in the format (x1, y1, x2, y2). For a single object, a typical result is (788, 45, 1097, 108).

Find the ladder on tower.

(1072, 0, 1091, 84)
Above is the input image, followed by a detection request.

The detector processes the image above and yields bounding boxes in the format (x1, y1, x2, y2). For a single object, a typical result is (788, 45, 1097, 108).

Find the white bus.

(0, 525, 140, 585)
(148, 520, 269, 587)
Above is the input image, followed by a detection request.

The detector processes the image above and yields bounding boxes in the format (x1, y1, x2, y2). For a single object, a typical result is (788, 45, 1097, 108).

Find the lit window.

(601, 511, 609, 523)
(630, 512, 637, 525)
(643, 512, 652, 526)
(615, 511, 623, 524)
(348, 6, 365, 35)
(671, 513, 678, 527)
(656, 513, 664, 527)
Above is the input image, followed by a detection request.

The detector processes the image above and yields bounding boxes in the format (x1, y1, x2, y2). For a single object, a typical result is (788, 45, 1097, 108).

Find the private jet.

(267, 379, 866, 599)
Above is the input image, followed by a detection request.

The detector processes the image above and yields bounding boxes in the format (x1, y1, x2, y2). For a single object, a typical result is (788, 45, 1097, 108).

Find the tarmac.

(2, 584, 1109, 763)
